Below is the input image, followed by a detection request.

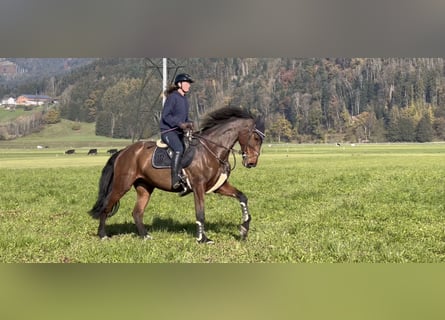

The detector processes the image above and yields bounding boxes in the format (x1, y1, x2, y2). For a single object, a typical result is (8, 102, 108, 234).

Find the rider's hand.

(179, 122, 194, 130)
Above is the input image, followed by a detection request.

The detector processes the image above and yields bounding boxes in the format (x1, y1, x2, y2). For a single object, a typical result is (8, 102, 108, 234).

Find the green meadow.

(0, 119, 131, 149)
(1, 141, 444, 262)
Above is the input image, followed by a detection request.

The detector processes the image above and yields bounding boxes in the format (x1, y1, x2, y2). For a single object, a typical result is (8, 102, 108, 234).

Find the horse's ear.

(255, 116, 265, 133)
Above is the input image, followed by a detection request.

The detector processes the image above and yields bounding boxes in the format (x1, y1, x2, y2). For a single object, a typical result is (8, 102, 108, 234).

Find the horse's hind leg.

(98, 180, 134, 239)
(98, 213, 108, 239)
(215, 181, 251, 240)
(132, 182, 154, 239)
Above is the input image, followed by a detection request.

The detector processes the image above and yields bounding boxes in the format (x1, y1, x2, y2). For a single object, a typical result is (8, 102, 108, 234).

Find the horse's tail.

(89, 150, 121, 219)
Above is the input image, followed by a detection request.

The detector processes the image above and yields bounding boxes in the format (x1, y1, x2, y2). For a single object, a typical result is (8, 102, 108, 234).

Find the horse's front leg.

(193, 184, 213, 244)
(215, 181, 251, 240)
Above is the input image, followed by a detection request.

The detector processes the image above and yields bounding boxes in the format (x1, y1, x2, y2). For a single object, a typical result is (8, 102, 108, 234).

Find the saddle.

(151, 139, 197, 169)
(150, 137, 229, 196)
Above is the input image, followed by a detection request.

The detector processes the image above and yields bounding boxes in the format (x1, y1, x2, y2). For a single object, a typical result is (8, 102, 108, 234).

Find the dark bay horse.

(89, 107, 265, 243)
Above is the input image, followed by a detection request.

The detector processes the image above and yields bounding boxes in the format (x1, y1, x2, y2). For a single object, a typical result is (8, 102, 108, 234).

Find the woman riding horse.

(160, 73, 195, 192)
(89, 106, 265, 243)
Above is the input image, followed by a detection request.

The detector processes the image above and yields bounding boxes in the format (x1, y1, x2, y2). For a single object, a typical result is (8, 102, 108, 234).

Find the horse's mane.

(200, 107, 259, 132)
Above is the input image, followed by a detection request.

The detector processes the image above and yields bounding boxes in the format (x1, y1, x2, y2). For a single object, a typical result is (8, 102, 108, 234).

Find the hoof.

(100, 235, 109, 241)
(239, 226, 248, 241)
(197, 235, 214, 244)
(197, 239, 214, 244)
(143, 234, 153, 240)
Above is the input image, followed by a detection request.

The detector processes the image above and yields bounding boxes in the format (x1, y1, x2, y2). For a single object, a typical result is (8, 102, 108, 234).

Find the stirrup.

(173, 175, 192, 196)
(172, 173, 186, 189)
(172, 179, 183, 190)
(178, 186, 192, 197)
(173, 180, 190, 195)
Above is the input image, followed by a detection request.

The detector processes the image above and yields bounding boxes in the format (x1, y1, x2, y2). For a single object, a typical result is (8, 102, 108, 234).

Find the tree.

(433, 117, 445, 140)
(44, 108, 61, 124)
(101, 78, 142, 138)
(386, 106, 401, 142)
(398, 116, 416, 142)
(307, 100, 323, 140)
(351, 111, 377, 142)
(269, 115, 293, 142)
(84, 90, 102, 123)
(416, 113, 433, 142)
(95, 111, 112, 137)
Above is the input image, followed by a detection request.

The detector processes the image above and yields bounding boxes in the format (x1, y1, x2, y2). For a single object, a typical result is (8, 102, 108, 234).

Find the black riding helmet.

(174, 73, 194, 85)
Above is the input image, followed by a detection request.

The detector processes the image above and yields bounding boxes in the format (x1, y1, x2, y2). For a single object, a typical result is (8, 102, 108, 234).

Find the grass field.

(1, 140, 444, 262)
(0, 108, 29, 122)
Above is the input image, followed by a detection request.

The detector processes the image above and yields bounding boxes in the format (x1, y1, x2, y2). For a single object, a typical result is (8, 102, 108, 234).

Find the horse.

(89, 106, 265, 243)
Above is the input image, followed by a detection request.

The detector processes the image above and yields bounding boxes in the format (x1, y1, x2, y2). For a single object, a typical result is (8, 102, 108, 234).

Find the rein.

(192, 133, 239, 171)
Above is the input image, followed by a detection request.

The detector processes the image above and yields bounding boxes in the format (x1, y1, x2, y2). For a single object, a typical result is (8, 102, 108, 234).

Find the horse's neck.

(201, 123, 240, 153)
(203, 127, 238, 148)
(200, 119, 254, 159)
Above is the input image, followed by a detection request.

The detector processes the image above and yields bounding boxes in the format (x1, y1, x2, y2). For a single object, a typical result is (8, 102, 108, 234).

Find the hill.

(0, 58, 96, 99)
(2, 58, 445, 143)
(0, 119, 131, 149)
(0, 58, 95, 81)
(53, 58, 445, 143)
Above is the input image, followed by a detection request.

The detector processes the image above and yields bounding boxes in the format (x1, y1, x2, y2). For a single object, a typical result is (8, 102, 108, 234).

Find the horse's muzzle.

(242, 152, 258, 168)
(243, 159, 257, 168)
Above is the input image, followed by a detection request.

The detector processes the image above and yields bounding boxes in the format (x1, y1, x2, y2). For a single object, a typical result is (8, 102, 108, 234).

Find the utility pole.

(162, 58, 167, 106)
(138, 58, 184, 139)
(146, 58, 184, 106)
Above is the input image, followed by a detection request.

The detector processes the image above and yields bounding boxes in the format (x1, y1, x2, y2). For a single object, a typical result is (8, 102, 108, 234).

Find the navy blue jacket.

(160, 91, 190, 133)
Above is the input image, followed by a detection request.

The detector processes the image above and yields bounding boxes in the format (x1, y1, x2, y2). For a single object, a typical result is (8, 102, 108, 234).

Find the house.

(16, 94, 52, 106)
(1, 97, 16, 106)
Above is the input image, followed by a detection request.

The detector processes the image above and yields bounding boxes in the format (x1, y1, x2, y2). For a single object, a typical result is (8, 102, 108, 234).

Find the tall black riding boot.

(171, 151, 183, 190)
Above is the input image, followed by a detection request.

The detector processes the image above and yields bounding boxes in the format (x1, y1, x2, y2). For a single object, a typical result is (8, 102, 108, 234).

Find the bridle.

(239, 127, 265, 163)
(192, 125, 265, 170)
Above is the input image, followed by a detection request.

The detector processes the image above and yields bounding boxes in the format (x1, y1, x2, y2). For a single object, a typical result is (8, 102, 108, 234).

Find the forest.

(1, 57, 445, 143)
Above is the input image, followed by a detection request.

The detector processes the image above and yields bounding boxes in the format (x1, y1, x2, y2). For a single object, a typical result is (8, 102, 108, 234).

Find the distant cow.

(65, 149, 75, 154)
(107, 148, 118, 155)
(87, 148, 98, 155)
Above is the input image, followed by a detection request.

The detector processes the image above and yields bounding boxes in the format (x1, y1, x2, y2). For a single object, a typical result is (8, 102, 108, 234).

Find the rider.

(160, 73, 195, 191)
